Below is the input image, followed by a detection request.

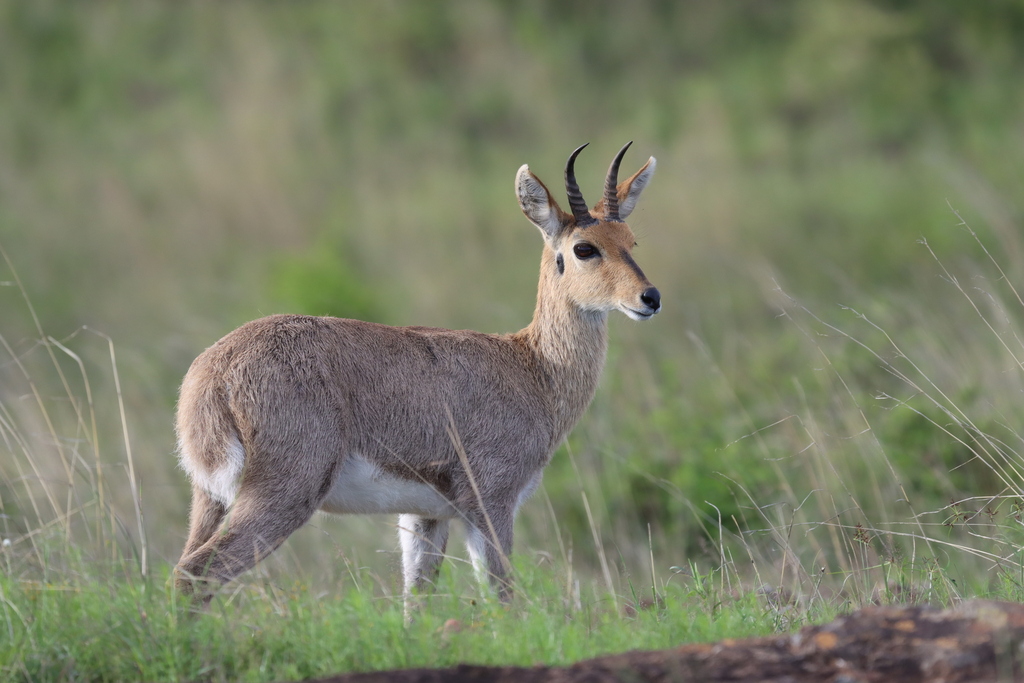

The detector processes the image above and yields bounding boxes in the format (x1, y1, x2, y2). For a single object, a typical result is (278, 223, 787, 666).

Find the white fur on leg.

(464, 523, 489, 589)
(398, 514, 421, 595)
(398, 514, 450, 609)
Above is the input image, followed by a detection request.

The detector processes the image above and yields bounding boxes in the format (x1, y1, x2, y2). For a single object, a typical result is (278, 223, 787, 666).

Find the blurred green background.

(3, 0, 1024, 594)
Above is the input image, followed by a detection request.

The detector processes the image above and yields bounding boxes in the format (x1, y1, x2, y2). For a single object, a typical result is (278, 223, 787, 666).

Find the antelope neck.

(515, 251, 609, 420)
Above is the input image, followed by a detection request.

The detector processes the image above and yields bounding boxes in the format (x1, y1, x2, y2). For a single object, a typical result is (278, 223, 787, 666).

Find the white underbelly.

(319, 454, 458, 518)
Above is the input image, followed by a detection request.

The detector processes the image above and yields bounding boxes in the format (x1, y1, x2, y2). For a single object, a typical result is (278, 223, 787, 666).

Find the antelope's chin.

(621, 306, 658, 321)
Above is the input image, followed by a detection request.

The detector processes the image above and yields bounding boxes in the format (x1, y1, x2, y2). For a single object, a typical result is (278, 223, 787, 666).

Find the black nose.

(640, 287, 661, 312)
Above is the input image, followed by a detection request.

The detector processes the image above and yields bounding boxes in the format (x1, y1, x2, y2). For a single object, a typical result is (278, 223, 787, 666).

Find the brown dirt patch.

(316, 599, 1024, 682)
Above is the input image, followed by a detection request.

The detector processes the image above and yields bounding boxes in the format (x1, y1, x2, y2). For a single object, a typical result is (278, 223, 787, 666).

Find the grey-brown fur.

(174, 144, 659, 607)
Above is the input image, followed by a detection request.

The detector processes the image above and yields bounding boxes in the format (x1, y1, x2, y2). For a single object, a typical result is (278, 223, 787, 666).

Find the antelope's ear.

(516, 165, 570, 241)
(616, 157, 656, 219)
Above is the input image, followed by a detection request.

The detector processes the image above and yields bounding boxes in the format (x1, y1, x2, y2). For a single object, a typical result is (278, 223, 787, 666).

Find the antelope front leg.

(464, 512, 515, 603)
(398, 514, 450, 618)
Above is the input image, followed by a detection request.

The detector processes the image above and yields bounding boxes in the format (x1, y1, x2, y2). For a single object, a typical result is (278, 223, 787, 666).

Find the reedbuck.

(174, 142, 660, 606)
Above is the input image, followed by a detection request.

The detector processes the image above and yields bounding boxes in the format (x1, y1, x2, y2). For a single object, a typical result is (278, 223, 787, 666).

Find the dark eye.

(573, 243, 598, 260)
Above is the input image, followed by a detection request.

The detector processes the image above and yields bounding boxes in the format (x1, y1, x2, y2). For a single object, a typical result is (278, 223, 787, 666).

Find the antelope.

(174, 142, 660, 608)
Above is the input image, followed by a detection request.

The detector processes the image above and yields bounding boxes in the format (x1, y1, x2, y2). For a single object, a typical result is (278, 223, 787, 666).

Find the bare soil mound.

(317, 600, 1024, 682)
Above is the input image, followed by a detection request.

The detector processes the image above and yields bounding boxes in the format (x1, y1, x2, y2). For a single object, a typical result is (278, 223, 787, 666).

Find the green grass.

(1, 554, 778, 682)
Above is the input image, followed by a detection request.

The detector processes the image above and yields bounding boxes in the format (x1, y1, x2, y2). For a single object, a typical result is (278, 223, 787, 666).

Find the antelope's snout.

(641, 286, 661, 314)
(623, 285, 661, 321)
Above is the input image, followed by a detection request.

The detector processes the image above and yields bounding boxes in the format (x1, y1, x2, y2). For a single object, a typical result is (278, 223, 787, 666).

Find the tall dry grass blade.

(565, 444, 617, 609)
(539, 485, 573, 601)
(705, 501, 732, 595)
(647, 522, 657, 603)
(90, 329, 147, 579)
(443, 405, 512, 588)
(579, 489, 616, 610)
(47, 335, 106, 548)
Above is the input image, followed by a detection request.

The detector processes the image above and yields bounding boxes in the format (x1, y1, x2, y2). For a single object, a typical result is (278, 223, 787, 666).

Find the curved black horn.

(564, 143, 595, 226)
(603, 141, 633, 221)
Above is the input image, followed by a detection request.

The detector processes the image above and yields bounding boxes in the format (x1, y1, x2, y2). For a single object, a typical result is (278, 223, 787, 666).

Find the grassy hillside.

(3, 1, 1024, 678)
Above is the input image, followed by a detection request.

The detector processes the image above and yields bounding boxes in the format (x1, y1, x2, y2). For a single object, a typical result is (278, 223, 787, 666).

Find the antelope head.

(515, 142, 661, 321)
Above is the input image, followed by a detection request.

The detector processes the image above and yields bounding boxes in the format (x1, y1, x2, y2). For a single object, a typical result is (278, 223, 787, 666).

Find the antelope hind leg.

(174, 482, 323, 602)
(176, 486, 228, 560)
